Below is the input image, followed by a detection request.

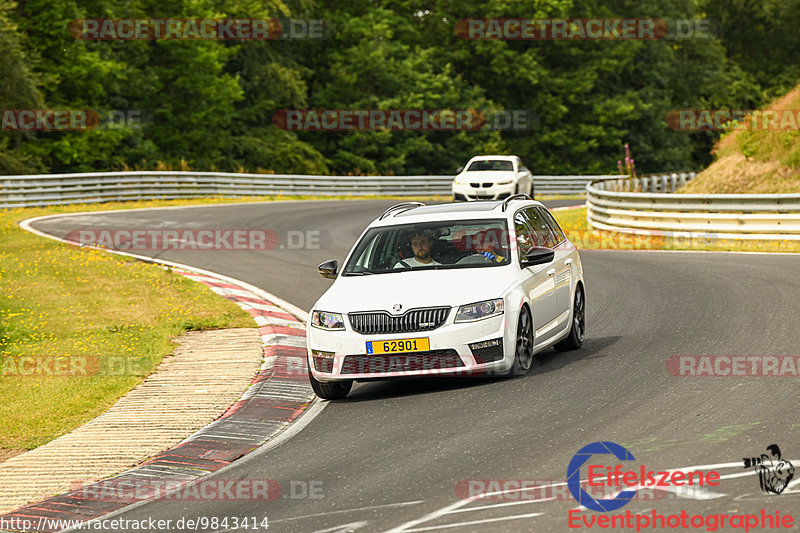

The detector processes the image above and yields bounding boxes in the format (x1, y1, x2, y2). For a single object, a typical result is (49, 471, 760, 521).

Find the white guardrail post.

(585, 172, 800, 240)
(0, 172, 622, 208)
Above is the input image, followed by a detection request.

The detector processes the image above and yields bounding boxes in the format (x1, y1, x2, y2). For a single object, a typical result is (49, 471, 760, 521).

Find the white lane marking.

(402, 512, 545, 532)
(310, 521, 370, 533)
(382, 498, 475, 533)
(654, 483, 725, 500)
(265, 501, 425, 525)
(447, 497, 557, 513)
(212, 520, 371, 533)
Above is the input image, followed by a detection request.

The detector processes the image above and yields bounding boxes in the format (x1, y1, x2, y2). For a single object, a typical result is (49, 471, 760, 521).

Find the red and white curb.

(3, 213, 320, 533)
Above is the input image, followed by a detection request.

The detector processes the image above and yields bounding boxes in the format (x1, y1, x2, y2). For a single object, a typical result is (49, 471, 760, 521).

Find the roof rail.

(379, 202, 426, 220)
(500, 194, 532, 212)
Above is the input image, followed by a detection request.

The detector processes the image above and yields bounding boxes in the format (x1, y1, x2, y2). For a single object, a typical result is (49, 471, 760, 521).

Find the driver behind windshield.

(394, 231, 441, 268)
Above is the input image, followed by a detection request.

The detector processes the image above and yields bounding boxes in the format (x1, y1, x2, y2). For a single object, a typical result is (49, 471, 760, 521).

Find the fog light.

(469, 338, 504, 364)
(311, 349, 334, 373)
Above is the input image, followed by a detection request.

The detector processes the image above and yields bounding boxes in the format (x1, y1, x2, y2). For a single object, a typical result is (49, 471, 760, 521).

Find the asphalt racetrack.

(32, 200, 800, 532)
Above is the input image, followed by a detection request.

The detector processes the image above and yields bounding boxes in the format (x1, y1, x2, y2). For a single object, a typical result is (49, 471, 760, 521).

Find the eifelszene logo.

(743, 444, 795, 495)
(566, 441, 720, 512)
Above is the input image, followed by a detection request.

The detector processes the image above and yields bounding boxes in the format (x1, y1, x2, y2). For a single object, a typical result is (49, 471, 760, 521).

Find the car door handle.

(565, 258, 573, 265)
(547, 268, 556, 276)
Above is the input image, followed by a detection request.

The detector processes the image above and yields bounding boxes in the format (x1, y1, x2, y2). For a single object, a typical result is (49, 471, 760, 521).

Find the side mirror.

(318, 259, 338, 279)
(456, 166, 464, 174)
(522, 247, 554, 266)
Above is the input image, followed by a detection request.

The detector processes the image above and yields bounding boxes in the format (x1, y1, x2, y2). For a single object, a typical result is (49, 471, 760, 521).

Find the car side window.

(514, 211, 536, 259)
(537, 207, 566, 246)
(523, 207, 557, 248)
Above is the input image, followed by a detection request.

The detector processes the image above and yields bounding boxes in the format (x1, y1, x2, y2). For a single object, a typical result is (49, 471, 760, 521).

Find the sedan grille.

(348, 307, 450, 335)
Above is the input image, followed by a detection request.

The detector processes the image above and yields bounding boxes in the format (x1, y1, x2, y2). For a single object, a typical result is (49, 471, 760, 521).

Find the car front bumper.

(452, 182, 516, 201)
(307, 314, 514, 381)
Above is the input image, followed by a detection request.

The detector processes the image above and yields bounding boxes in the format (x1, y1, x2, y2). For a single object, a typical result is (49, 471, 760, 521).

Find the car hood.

(458, 171, 516, 182)
(313, 267, 517, 314)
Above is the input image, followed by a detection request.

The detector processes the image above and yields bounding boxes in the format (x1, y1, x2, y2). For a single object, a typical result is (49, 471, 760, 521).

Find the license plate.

(366, 337, 430, 355)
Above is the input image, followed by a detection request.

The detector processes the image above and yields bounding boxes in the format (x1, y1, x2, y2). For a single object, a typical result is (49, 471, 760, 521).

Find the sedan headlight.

(311, 310, 346, 330)
(455, 299, 504, 322)
(497, 180, 513, 185)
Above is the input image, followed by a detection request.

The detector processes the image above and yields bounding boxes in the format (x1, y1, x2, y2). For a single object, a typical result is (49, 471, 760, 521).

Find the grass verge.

(0, 201, 273, 452)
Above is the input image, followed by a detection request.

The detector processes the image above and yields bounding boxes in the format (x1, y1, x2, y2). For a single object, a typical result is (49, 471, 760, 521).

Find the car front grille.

(348, 307, 450, 335)
(482, 182, 493, 188)
(470, 182, 480, 188)
(341, 350, 463, 374)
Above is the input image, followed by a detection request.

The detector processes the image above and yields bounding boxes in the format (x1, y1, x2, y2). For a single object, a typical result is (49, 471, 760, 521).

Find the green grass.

(553, 207, 800, 253)
(0, 202, 266, 452)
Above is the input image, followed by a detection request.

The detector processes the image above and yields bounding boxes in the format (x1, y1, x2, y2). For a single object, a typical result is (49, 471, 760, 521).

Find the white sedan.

(307, 196, 585, 399)
(452, 155, 534, 201)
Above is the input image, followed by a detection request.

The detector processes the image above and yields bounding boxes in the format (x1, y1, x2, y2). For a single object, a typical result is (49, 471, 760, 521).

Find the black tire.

(554, 285, 585, 351)
(510, 307, 534, 376)
(308, 368, 352, 400)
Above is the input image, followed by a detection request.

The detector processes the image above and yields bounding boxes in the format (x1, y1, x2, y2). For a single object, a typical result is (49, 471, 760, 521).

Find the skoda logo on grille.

(392, 303, 403, 313)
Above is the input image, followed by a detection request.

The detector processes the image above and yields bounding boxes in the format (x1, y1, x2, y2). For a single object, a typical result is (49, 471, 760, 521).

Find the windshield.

(466, 159, 514, 171)
(343, 219, 511, 275)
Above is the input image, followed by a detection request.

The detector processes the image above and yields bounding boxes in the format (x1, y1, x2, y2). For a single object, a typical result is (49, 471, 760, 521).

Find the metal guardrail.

(586, 172, 800, 239)
(0, 171, 618, 208)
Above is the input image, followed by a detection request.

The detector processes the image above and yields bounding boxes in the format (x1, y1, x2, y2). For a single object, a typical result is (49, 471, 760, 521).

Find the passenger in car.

(457, 230, 506, 264)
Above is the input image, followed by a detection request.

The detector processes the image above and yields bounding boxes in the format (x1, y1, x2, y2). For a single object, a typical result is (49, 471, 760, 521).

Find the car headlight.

(311, 310, 346, 330)
(454, 299, 504, 322)
(497, 180, 513, 185)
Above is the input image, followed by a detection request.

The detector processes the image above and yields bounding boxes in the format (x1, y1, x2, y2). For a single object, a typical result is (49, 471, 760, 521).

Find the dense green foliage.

(1, 0, 797, 175)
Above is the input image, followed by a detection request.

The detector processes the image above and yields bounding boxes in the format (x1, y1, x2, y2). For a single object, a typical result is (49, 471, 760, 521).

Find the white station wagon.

(307, 196, 585, 399)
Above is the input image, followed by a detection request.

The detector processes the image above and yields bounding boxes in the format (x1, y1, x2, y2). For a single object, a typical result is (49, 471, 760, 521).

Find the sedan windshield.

(466, 160, 514, 171)
(343, 219, 511, 275)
